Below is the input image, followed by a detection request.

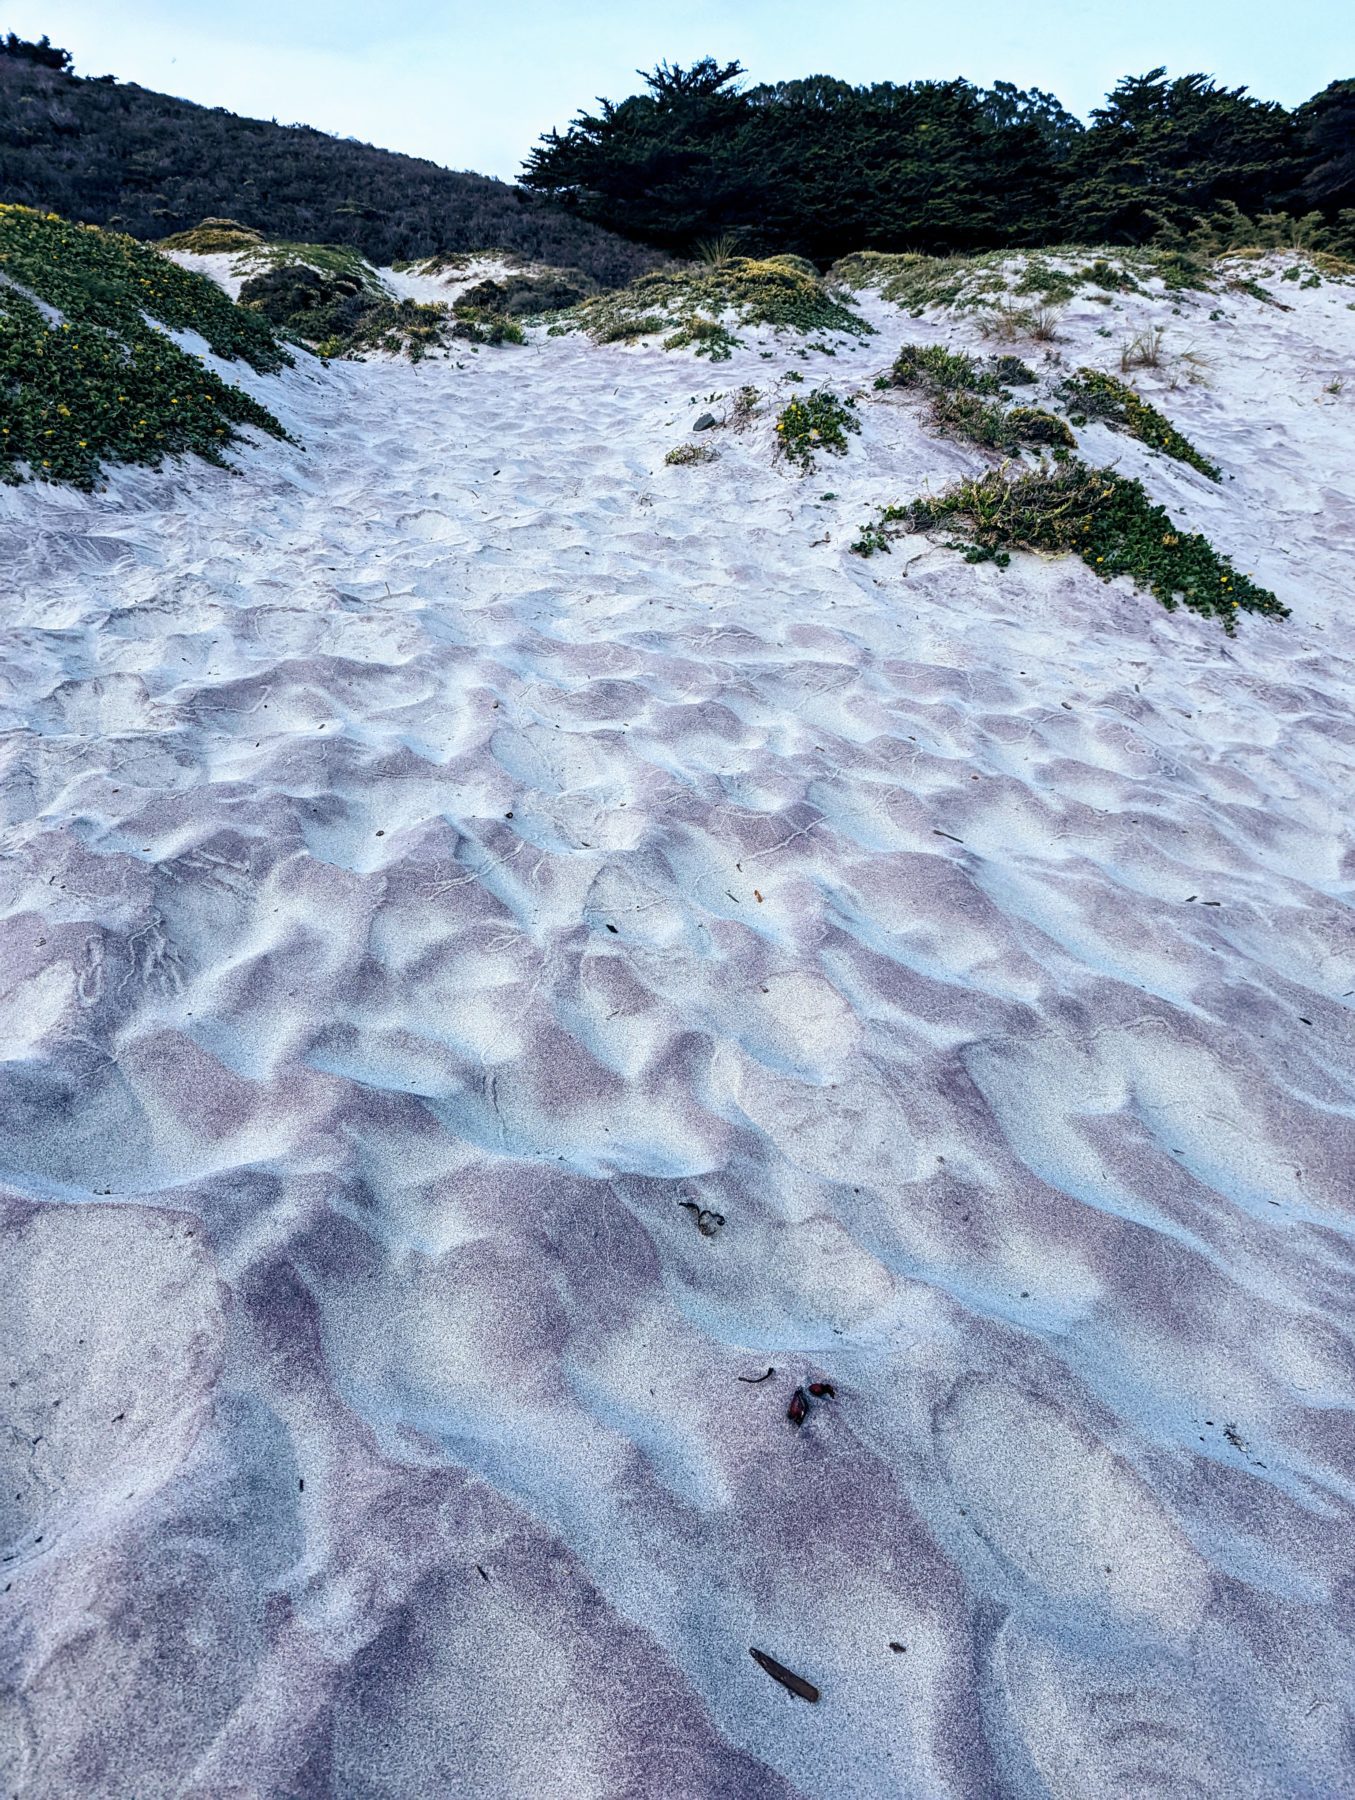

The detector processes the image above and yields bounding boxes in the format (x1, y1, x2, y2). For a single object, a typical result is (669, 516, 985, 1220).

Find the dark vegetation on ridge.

(0, 35, 658, 285)
(525, 59, 1355, 263)
(4, 36, 1351, 278)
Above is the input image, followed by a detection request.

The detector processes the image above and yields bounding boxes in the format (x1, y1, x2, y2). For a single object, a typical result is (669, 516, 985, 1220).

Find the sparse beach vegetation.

(774, 389, 860, 467)
(1056, 367, 1221, 477)
(885, 343, 1073, 452)
(852, 460, 1285, 631)
(553, 257, 872, 351)
(664, 442, 719, 464)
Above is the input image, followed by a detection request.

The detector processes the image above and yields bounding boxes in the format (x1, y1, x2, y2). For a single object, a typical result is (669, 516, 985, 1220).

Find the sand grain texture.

(2, 264, 1354, 1796)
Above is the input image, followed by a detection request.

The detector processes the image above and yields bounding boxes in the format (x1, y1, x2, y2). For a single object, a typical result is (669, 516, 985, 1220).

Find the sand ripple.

(2, 275, 1354, 1796)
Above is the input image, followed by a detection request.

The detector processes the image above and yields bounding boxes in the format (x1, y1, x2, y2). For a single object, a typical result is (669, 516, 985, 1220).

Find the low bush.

(590, 313, 667, 343)
(0, 204, 289, 488)
(927, 389, 1073, 451)
(238, 263, 364, 324)
(663, 315, 742, 359)
(1005, 405, 1076, 446)
(891, 343, 993, 392)
(886, 341, 1065, 451)
(457, 271, 591, 316)
(774, 389, 860, 468)
(558, 256, 871, 349)
(852, 460, 1284, 632)
(449, 303, 524, 346)
(664, 442, 718, 465)
(159, 217, 265, 255)
(238, 260, 462, 359)
(1057, 367, 1220, 478)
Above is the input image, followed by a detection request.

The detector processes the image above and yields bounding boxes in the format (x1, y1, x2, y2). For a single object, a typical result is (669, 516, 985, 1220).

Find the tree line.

(521, 60, 1355, 262)
(4, 33, 1352, 277)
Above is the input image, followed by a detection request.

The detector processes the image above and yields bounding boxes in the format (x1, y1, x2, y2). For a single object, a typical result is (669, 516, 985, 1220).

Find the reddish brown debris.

(808, 1381, 835, 1399)
(787, 1387, 810, 1426)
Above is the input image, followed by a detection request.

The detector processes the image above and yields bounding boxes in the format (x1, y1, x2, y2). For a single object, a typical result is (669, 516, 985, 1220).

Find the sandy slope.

(1, 262, 1354, 1798)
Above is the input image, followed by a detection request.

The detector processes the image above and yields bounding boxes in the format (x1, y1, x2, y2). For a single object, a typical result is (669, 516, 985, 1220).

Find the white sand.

(1, 258, 1354, 1797)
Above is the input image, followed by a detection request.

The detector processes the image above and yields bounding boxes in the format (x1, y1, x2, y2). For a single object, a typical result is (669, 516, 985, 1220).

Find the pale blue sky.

(10, 1, 1353, 182)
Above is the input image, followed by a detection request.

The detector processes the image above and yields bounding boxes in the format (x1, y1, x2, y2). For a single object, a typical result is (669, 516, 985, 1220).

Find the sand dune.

(2, 261, 1354, 1796)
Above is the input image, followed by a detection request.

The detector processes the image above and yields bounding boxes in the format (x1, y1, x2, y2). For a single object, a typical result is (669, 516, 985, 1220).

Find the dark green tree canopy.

(524, 59, 1349, 261)
(524, 66, 1077, 258)
(1062, 68, 1301, 240)
(2, 32, 73, 71)
(1296, 79, 1355, 211)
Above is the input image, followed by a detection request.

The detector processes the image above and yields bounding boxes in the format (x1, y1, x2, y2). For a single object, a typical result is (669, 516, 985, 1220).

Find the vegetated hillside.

(523, 58, 1355, 262)
(0, 39, 659, 285)
(0, 203, 289, 488)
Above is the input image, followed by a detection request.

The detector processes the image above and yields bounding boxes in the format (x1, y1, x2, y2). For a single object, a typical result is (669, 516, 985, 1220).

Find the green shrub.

(664, 442, 719, 465)
(158, 217, 264, 255)
(891, 342, 993, 392)
(889, 343, 1039, 397)
(1057, 368, 1220, 479)
(663, 315, 742, 359)
(238, 259, 464, 359)
(774, 389, 859, 468)
(0, 204, 289, 488)
(456, 271, 591, 316)
(853, 460, 1285, 632)
(239, 264, 362, 324)
(449, 303, 525, 347)
(886, 341, 1064, 451)
(594, 314, 667, 343)
(992, 354, 1038, 385)
(558, 257, 871, 348)
(1005, 405, 1076, 447)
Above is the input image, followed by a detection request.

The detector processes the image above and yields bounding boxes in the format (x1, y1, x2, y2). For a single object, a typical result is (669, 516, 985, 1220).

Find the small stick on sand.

(750, 1647, 820, 1703)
